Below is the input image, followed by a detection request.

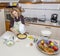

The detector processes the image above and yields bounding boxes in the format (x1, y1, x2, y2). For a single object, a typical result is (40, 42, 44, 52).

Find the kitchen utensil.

(24, 17, 32, 22)
(41, 30, 52, 37)
(31, 17, 37, 22)
(33, 38, 38, 43)
(38, 15, 46, 22)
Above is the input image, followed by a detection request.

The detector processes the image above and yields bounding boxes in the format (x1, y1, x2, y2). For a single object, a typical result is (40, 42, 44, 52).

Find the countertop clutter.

(0, 31, 60, 56)
(25, 21, 60, 28)
(24, 16, 60, 28)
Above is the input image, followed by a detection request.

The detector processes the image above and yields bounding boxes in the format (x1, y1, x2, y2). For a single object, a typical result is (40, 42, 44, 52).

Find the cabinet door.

(5, 21, 10, 31)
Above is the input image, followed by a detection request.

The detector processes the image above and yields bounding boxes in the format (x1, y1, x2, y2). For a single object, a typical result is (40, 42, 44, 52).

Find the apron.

(13, 21, 21, 32)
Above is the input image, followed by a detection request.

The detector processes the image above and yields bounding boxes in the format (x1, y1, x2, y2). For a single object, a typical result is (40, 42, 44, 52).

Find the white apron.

(13, 21, 26, 34)
(13, 21, 21, 32)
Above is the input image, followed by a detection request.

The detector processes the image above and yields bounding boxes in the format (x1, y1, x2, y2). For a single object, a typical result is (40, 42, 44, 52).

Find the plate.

(17, 34, 27, 39)
(37, 39, 59, 55)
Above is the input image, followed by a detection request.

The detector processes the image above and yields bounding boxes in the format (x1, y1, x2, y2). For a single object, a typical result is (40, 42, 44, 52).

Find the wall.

(0, 9, 6, 36)
(19, 3, 60, 21)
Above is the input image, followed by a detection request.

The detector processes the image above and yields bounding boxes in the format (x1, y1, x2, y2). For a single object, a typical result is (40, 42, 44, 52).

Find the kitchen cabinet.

(26, 24, 60, 40)
(0, 3, 9, 9)
(0, 9, 6, 36)
(0, 3, 8, 7)
(5, 21, 10, 31)
(19, 0, 60, 4)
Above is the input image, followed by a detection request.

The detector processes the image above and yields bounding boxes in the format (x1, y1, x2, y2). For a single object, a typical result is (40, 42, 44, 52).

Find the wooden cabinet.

(0, 3, 9, 9)
(5, 21, 10, 31)
(19, 0, 60, 4)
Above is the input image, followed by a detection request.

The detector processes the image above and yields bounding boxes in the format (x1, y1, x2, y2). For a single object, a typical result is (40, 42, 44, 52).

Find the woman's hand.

(10, 28, 19, 35)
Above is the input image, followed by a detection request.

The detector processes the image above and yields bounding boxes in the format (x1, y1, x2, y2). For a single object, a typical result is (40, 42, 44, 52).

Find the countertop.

(25, 21, 60, 28)
(6, 19, 60, 28)
(0, 31, 60, 56)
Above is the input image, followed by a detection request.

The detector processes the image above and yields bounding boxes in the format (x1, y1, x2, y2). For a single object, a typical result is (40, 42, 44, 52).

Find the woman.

(10, 8, 25, 35)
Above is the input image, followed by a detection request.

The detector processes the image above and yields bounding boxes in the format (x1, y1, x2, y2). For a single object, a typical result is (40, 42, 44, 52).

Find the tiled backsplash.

(19, 4, 60, 21)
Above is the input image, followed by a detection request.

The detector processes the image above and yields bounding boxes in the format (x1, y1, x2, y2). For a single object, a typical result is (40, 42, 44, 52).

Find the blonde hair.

(10, 8, 22, 18)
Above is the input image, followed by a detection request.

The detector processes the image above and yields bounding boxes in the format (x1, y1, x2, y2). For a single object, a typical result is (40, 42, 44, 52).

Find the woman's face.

(12, 10, 18, 17)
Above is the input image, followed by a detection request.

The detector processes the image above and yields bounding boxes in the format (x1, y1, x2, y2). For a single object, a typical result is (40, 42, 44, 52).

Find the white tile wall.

(19, 4, 59, 9)
(41, 0, 56, 2)
(19, 4, 60, 21)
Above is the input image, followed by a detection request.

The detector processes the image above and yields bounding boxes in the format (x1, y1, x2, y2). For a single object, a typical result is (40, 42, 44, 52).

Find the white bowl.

(41, 30, 52, 37)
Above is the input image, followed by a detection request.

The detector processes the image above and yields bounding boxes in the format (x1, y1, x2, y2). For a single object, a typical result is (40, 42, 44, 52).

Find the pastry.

(17, 34, 26, 39)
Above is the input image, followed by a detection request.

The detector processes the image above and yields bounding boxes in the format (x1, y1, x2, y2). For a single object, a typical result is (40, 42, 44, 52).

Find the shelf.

(19, 2, 60, 4)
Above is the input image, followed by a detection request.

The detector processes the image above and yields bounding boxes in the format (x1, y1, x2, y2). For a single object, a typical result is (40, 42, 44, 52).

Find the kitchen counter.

(26, 21, 60, 28)
(5, 19, 60, 28)
(0, 31, 60, 56)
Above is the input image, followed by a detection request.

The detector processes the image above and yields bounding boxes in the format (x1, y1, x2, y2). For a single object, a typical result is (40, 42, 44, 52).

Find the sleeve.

(10, 19, 14, 28)
(21, 15, 25, 24)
